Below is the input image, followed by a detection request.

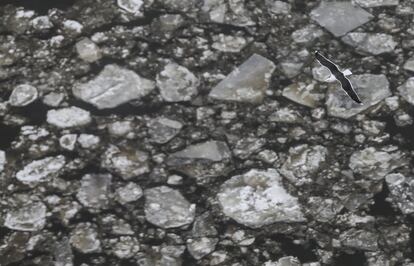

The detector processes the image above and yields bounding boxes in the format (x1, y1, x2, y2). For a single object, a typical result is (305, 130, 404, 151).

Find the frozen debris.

(326, 74, 391, 119)
(187, 212, 218, 259)
(280, 144, 328, 186)
(212, 34, 248, 53)
(117, 0, 144, 15)
(30, 16, 53, 32)
(150, 14, 185, 42)
(256, 149, 279, 164)
(280, 49, 308, 79)
(56, 201, 81, 226)
(349, 147, 406, 181)
(76, 173, 112, 210)
(312, 65, 333, 82)
(167, 174, 183, 185)
(209, 250, 228, 265)
(291, 25, 324, 43)
(16, 155, 66, 186)
(310, 1, 373, 37)
(264, 256, 301, 266)
(101, 144, 149, 179)
(111, 236, 140, 259)
(230, 229, 255, 246)
(187, 237, 219, 259)
(47, 106, 92, 128)
(59, 134, 77, 151)
(53, 237, 74, 266)
(108, 120, 133, 137)
(209, 54, 275, 103)
(282, 81, 323, 108)
(73, 64, 155, 109)
(233, 137, 266, 159)
(217, 169, 305, 228)
(403, 56, 414, 72)
(354, 0, 399, 8)
(144, 186, 196, 229)
(307, 197, 343, 222)
(70, 223, 101, 253)
(4, 201, 47, 231)
(339, 229, 378, 251)
(62, 20, 83, 35)
(0, 150, 6, 172)
(192, 212, 218, 237)
(394, 110, 413, 127)
(167, 140, 233, 183)
(265, 0, 291, 15)
(77, 134, 100, 149)
(115, 182, 143, 204)
(398, 78, 414, 106)
(156, 62, 199, 102)
(75, 37, 102, 63)
(362, 120, 386, 136)
(201, 0, 227, 23)
(342, 32, 397, 55)
(147, 117, 183, 144)
(9, 84, 38, 107)
(385, 173, 414, 214)
(42, 92, 65, 107)
(269, 107, 302, 123)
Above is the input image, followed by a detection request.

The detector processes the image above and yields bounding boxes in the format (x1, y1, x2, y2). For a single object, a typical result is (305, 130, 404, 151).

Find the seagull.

(314, 51, 362, 104)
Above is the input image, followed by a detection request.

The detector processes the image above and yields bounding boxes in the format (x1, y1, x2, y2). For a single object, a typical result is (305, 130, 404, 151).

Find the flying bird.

(314, 51, 362, 104)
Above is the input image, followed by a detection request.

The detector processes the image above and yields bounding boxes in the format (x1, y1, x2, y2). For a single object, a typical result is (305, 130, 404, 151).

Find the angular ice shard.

(73, 64, 155, 109)
(209, 54, 275, 104)
(310, 1, 373, 37)
(4, 201, 47, 231)
(342, 32, 397, 55)
(354, 0, 399, 8)
(349, 147, 406, 181)
(217, 169, 305, 228)
(398, 77, 414, 106)
(326, 74, 391, 119)
(144, 186, 196, 229)
(156, 62, 199, 102)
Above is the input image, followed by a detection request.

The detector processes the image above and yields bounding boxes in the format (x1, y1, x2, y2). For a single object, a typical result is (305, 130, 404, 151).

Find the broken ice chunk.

(349, 147, 407, 181)
(144, 186, 196, 229)
(282, 81, 323, 108)
(209, 54, 275, 103)
(167, 141, 233, 183)
(9, 84, 38, 107)
(398, 77, 414, 106)
(280, 144, 328, 186)
(354, 0, 399, 8)
(76, 37, 102, 63)
(4, 201, 47, 231)
(156, 62, 199, 102)
(385, 173, 414, 214)
(70, 223, 101, 253)
(73, 64, 155, 109)
(326, 74, 391, 119)
(147, 117, 183, 144)
(342, 32, 397, 55)
(76, 173, 112, 210)
(16, 155, 66, 186)
(47, 106, 92, 128)
(310, 1, 373, 37)
(217, 169, 305, 228)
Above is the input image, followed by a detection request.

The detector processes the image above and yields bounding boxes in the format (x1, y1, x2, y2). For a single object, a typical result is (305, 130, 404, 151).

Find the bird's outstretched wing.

(315, 51, 339, 73)
(336, 74, 362, 104)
